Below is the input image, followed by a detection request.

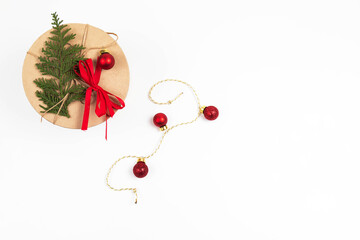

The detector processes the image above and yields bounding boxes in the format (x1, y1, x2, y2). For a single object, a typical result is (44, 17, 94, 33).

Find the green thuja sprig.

(34, 12, 86, 118)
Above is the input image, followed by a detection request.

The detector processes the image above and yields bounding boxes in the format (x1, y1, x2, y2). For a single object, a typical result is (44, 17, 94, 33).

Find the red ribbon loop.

(74, 58, 125, 139)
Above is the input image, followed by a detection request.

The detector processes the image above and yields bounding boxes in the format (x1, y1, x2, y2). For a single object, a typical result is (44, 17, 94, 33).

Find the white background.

(0, 0, 360, 239)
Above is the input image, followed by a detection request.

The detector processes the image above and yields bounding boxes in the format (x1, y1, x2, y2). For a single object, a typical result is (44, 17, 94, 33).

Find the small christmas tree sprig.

(34, 12, 86, 118)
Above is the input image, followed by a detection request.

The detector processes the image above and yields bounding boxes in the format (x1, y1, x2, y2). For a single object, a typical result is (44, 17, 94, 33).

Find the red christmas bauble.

(153, 113, 168, 127)
(98, 52, 115, 70)
(203, 106, 219, 120)
(133, 161, 149, 178)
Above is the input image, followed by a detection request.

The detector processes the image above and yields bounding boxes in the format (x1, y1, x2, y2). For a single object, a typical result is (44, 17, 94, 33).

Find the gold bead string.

(105, 79, 205, 204)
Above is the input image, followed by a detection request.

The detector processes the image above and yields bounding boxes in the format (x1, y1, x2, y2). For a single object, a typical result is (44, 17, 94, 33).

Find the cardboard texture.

(22, 23, 130, 129)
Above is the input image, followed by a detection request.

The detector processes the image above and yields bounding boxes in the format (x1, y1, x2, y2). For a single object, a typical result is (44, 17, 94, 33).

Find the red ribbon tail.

(81, 88, 93, 131)
(105, 117, 108, 140)
(74, 58, 125, 140)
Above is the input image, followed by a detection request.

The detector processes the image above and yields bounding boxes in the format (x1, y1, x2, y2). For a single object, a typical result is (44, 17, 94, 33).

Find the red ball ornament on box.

(153, 113, 168, 127)
(133, 161, 149, 178)
(98, 50, 115, 70)
(203, 106, 219, 120)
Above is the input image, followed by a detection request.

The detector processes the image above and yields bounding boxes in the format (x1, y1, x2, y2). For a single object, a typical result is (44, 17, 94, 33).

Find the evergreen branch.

(33, 12, 86, 118)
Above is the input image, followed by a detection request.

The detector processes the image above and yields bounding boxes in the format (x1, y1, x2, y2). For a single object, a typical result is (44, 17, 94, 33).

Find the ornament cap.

(100, 49, 110, 55)
(160, 125, 168, 131)
(137, 157, 146, 162)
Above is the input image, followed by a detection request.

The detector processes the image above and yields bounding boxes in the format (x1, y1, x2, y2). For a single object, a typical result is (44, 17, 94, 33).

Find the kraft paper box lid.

(22, 23, 130, 129)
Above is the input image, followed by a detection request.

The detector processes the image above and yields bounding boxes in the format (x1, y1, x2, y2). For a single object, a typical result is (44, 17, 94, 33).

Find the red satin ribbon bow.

(74, 58, 125, 139)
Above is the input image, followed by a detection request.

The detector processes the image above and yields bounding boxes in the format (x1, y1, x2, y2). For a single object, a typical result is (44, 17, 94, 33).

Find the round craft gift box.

(22, 23, 130, 129)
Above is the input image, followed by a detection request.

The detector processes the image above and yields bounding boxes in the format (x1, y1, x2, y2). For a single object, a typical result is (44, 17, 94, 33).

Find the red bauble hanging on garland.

(203, 106, 219, 120)
(153, 113, 168, 128)
(133, 160, 149, 178)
